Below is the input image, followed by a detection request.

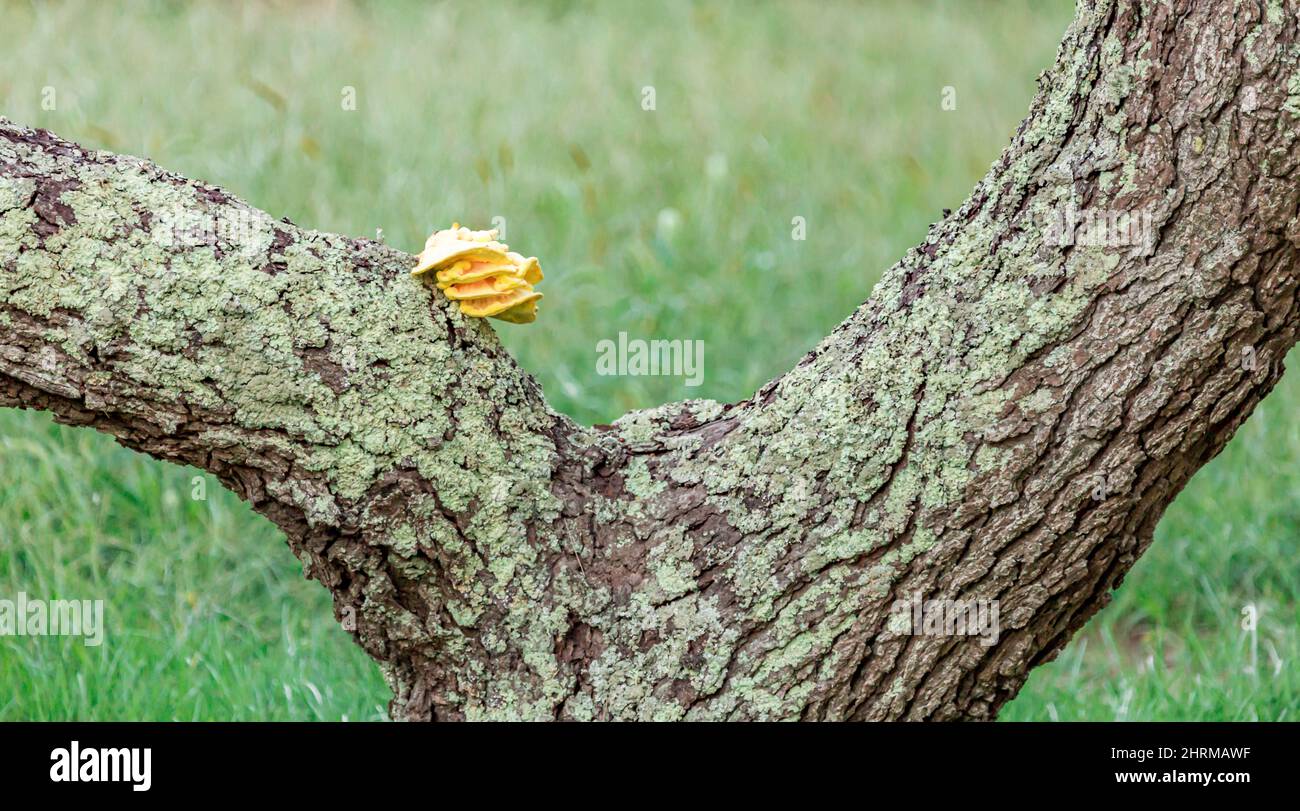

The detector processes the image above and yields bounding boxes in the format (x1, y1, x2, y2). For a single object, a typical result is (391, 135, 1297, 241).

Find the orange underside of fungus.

(411, 224, 544, 324)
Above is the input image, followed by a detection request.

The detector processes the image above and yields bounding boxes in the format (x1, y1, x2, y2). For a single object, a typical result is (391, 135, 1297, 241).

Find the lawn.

(0, 0, 1293, 721)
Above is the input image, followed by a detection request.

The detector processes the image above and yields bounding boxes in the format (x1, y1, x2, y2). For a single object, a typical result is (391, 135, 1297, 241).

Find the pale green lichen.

(1284, 67, 1300, 118)
(623, 456, 665, 499)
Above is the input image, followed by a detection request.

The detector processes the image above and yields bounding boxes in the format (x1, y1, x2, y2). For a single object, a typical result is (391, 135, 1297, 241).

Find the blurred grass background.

(0, 0, 1294, 721)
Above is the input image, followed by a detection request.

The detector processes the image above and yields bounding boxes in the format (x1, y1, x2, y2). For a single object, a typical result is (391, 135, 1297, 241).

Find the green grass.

(0, 0, 1293, 721)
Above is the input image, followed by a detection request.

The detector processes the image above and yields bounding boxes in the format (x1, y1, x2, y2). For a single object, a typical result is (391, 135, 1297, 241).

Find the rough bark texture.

(3, 0, 1300, 720)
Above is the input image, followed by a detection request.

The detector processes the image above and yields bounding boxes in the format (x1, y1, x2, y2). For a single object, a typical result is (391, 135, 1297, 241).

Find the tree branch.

(3, 0, 1298, 720)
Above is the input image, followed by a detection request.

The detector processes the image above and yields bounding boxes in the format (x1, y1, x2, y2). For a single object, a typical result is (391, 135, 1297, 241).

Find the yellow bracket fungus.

(412, 224, 543, 324)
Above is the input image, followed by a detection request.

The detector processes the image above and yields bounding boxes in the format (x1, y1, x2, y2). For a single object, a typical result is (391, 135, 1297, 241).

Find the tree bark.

(3, 0, 1299, 721)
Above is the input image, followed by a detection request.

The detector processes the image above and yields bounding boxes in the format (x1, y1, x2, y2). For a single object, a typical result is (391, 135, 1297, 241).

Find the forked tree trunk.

(2, 0, 1299, 720)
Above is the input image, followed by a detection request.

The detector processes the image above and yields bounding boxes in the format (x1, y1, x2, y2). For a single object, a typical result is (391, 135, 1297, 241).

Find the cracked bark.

(2, 0, 1299, 720)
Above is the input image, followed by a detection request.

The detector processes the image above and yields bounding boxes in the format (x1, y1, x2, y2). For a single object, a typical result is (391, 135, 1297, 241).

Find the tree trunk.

(3, 0, 1299, 721)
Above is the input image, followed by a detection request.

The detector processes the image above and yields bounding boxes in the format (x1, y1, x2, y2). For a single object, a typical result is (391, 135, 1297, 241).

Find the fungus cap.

(458, 289, 543, 319)
(411, 224, 511, 276)
(442, 274, 532, 300)
(412, 224, 545, 323)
